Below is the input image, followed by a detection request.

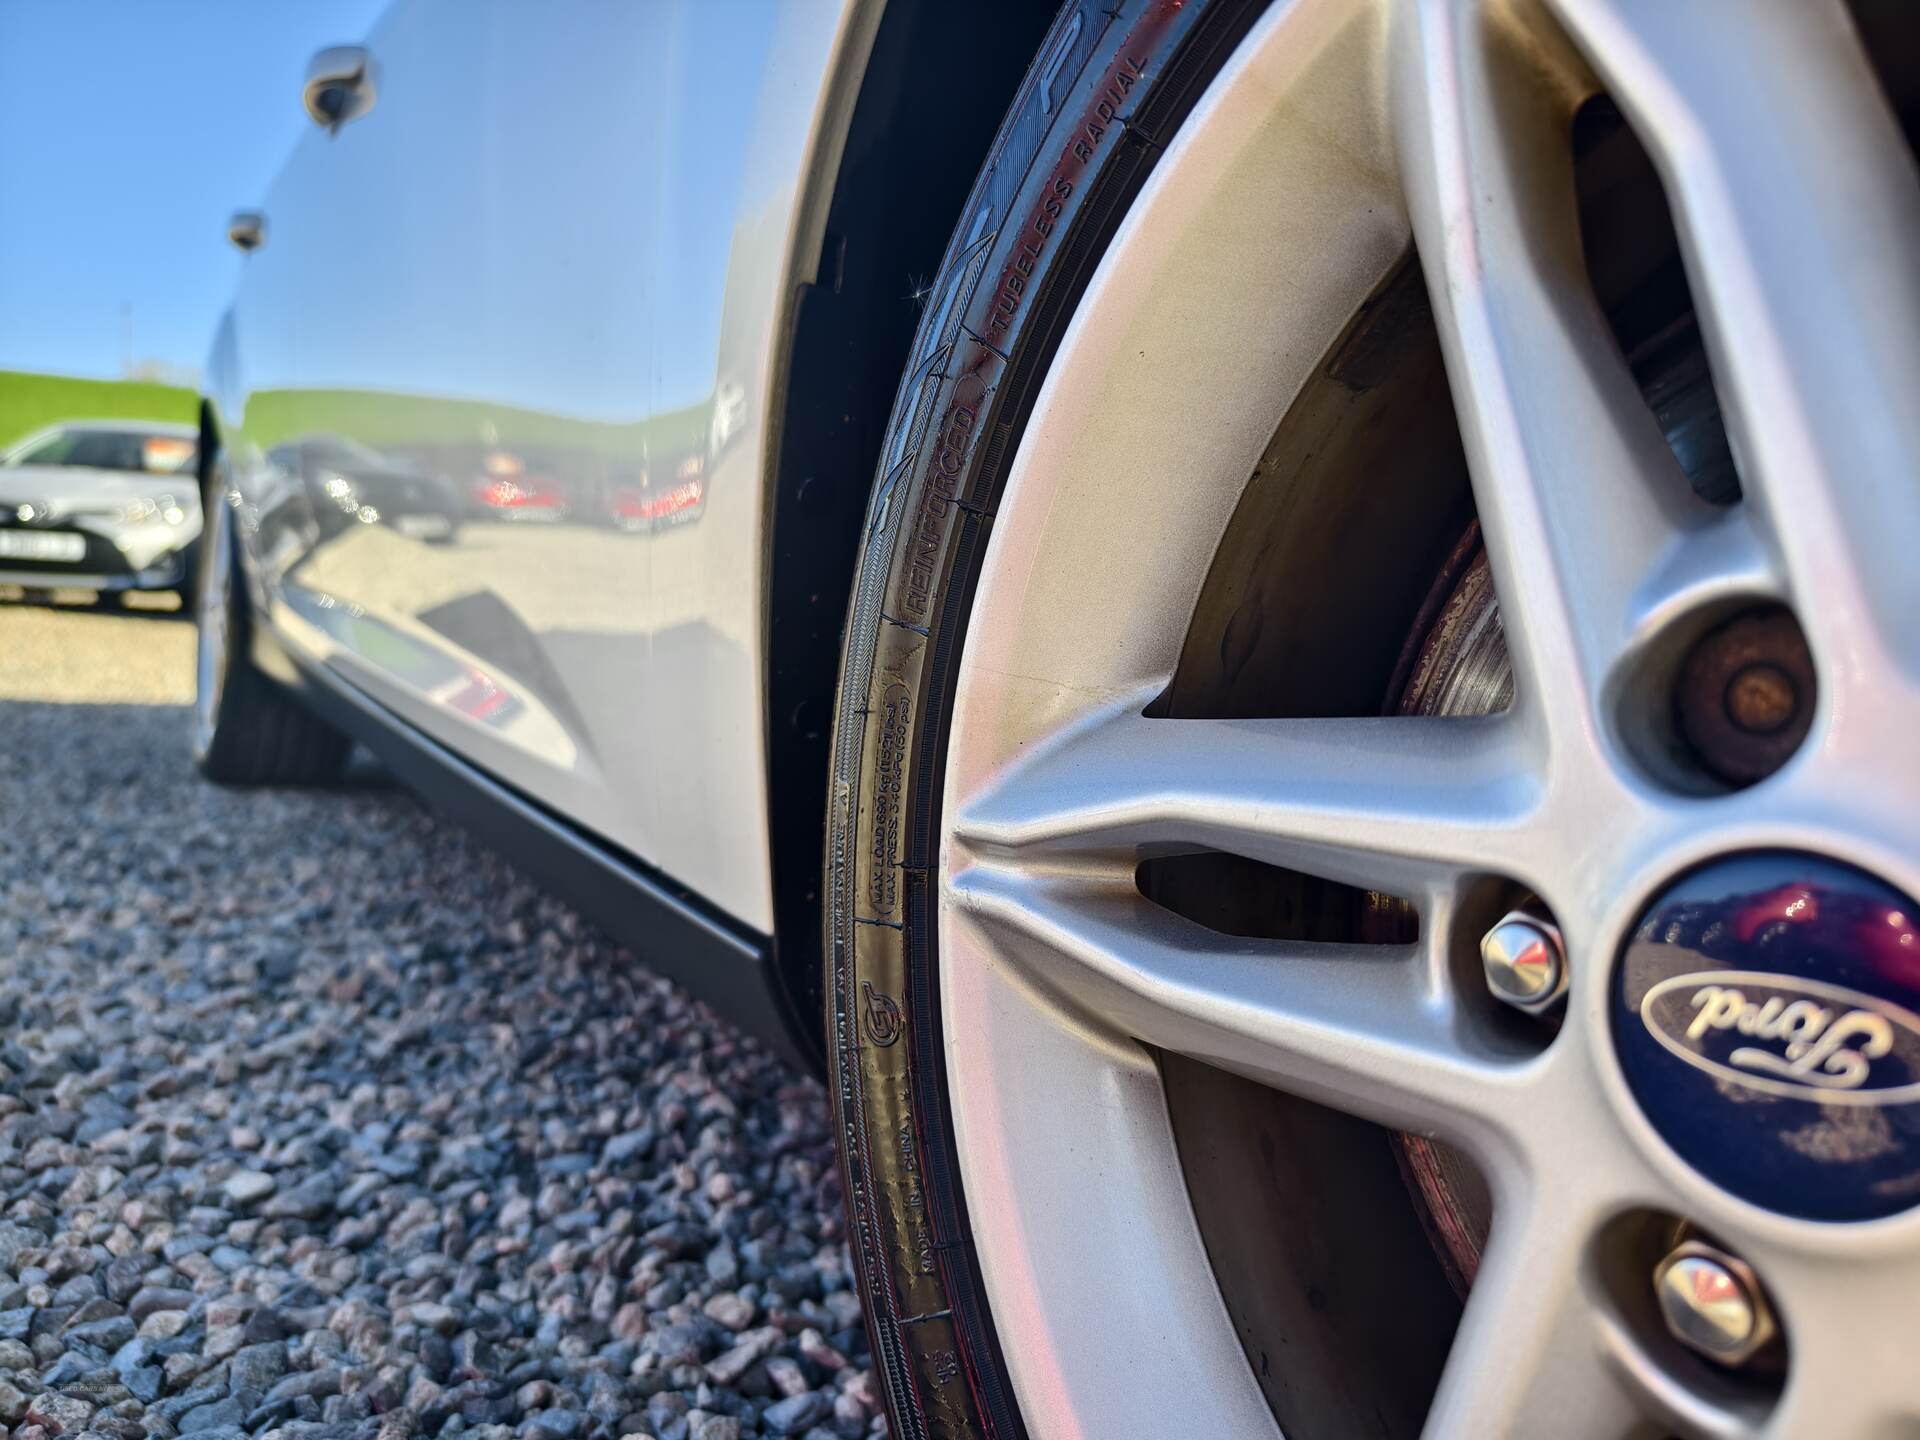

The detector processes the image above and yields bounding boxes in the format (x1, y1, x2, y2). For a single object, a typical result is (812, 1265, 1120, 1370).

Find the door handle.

(303, 46, 378, 133)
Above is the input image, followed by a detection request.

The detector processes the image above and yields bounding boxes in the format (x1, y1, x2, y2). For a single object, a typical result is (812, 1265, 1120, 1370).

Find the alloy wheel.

(933, 1, 1920, 1436)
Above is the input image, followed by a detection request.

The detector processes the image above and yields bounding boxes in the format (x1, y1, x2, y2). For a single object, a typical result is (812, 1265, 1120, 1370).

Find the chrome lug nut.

(1653, 1240, 1777, 1367)
(1479, 910, 1567, 1013)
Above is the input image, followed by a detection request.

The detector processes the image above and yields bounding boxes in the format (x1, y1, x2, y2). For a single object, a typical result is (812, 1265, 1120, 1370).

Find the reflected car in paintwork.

(267, 433, 463, 545)
(0, 420, 202, 597)
(465, 449, 569, 524)
(605, 451, 707, 534)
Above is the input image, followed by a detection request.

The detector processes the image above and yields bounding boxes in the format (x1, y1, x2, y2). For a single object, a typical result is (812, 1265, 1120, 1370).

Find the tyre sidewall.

(824, 3, 1264, 1434)
(191, 473, 243, 770)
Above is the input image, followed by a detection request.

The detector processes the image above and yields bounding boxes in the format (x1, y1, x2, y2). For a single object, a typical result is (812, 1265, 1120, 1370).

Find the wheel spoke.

(946, 861, 1536, 1153)
(1425, 1184, 1646, 1440)
(1749, 1245, 1920, 1439)
(1550, 0, 1920, 691)
(950, 704, 1543, 898)
(1391, 0, 1723, 755)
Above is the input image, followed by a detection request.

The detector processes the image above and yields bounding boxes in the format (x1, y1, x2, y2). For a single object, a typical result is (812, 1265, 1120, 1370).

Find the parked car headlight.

(317, 470, 361, 512)
(113, 495, 188, 525)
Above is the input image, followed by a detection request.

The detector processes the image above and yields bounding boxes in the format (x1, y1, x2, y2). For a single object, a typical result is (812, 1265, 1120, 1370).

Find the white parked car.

(0, 420, 201, 599)
(192, 1, 1920, 1434)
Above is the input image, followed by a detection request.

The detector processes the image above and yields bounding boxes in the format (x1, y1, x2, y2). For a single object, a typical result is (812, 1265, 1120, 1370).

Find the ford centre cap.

(1616, 852, 1920, 1221)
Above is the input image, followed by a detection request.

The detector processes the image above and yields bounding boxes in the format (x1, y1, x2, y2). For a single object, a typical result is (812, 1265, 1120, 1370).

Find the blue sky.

(214, 2, 773, 420)
(0, 1, 388, 382)
(0, 2, 780, 422)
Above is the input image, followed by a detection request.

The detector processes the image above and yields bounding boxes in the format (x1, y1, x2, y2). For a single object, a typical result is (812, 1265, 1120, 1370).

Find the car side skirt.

(274, 639, 813, 1073)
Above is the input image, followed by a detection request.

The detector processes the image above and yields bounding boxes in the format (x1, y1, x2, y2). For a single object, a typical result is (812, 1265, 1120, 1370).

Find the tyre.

(826, 3, 1275, 1434)
(828, 1, 1920, 1436)
(193, 474, 351, 785)
(170, 533, 201, 606)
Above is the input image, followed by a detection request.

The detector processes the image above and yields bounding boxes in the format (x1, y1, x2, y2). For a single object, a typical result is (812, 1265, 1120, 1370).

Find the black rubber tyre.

(171, 536, 200, 609)
(193, 486, 351, 786)
(824, 3, 1265, 1435)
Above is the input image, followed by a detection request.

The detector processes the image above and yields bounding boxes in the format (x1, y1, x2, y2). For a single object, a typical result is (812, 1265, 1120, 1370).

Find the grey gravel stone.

(99, 1255, 148, 1305)
(264, 1368, 337, 1403)
(138, 1308, 191, 1340)
(227, 1340, 288, 1394)
(179, 1395, 248, 1432)
(221, 1170, 276, 1206)
(124, 1364, 164, 1404)
(261, 1174, 337, 1221)
(0, 609, 879, 1440)
(700, 1293, 754, 1332)
(40, 1348, 96, 1385)
(762, 1391, 832, 1435)
(64, 1316, 135, 1351)
(765, 1355, 810, 1399)
(521, 1408, 581, 1439)
(601, 1128, 655, 1168)
(0, 1223, 43, 1273)
(26, 1388, 96, 1432)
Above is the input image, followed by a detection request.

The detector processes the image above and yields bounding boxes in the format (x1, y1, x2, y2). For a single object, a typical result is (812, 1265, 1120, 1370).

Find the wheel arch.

(195, 397, 220, 494)
(763, 1, 1061, 1063)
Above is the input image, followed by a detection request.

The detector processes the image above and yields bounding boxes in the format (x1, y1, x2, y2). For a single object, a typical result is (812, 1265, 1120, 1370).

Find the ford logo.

(1641, 969, 1920, 1105)
(1616, 853, 1920, 1221)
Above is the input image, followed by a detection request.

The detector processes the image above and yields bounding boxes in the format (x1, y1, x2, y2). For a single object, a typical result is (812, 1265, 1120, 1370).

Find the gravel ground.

(0, 600, 877, 1440)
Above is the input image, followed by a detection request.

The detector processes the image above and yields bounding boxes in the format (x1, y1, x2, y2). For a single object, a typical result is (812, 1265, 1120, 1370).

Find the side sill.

(280, 649, 816, 1074)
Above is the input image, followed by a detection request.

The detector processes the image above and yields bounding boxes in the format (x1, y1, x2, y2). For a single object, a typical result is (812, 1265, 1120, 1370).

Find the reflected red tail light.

(640, 480, 703, 519)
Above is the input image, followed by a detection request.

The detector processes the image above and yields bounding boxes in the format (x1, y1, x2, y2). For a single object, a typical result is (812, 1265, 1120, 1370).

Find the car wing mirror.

(227, 211, 266, 252)
(304, 45, 378, 133)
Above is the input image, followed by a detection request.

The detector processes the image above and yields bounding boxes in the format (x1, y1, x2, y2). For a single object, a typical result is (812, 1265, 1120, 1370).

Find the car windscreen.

(10, 428, 197, 475)
(304, 436, 404, 471)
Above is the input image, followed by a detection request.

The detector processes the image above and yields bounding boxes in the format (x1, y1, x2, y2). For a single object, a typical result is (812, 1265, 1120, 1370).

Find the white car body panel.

(217, 0, 876, 933)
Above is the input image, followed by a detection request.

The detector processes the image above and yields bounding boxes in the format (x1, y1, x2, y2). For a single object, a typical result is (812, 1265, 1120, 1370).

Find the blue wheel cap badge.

(1616, 852, 1920, 1220)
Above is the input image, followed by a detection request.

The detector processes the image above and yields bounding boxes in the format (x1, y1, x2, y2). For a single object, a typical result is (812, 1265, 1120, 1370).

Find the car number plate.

(394, 513, 453, 540)
(0, 530, 85, 562)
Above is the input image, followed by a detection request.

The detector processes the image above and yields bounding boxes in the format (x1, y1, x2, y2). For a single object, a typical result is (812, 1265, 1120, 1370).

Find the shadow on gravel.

(0, 694, 877, 1440)
(0, 592, 192, 622)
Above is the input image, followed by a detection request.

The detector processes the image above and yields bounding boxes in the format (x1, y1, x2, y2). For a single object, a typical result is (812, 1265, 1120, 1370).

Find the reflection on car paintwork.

(436, 665, 520, 724)
(277, 583, 567, 748)
(204, 0, 803, 929)
(469, 451, 568, 522)
(607, 453, 707, 533)
(708, 378, 746, 461)
(268, 434, 464, 545)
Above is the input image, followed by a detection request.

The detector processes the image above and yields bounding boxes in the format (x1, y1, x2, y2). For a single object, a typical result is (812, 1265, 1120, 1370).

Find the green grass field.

(0, 370, 198, 454)
(243, 387, 709, 462)
(0, 369, 711, 465)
